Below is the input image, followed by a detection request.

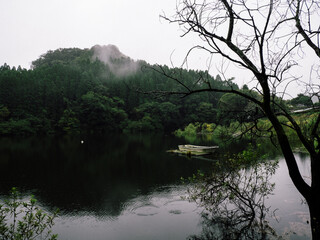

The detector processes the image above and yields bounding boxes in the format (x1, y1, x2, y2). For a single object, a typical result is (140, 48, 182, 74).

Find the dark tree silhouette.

(161, 0, 320, 238)
(187, 158, 280, 240)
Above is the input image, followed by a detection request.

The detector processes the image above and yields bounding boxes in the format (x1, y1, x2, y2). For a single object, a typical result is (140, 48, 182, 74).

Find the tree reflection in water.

(186, 156, 281, 240)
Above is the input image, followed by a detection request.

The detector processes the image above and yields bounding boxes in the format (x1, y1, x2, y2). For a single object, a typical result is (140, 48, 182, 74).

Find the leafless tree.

(161, 0, 320, 238)
(187, 159, 279, 240)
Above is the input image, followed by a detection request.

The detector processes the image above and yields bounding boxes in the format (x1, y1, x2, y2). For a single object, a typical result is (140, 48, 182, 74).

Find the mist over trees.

(0, 45, 313, 136)
(0, 45, 246, 135)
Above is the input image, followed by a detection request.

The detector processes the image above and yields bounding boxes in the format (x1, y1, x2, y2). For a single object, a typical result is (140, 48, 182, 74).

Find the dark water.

(0, 134, 311, 239)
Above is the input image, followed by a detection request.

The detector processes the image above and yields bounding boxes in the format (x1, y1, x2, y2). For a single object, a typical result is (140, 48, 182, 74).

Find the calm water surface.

(0, 134, 312, 239)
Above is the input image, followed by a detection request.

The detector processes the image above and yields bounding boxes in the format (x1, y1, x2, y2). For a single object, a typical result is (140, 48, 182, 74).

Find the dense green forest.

(0, 45, 312, 136)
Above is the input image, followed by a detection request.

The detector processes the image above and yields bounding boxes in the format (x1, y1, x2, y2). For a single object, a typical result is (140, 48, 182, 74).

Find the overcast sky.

(0, 0, 200, 68)
(1, 0, 318, 98)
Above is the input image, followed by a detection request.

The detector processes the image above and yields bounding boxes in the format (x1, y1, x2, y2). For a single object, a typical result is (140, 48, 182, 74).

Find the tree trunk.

(307, 193, 320, 239)
(264, 106, 320, 238)
(265, 108, 311, 198)
(308, 154, 320, 239)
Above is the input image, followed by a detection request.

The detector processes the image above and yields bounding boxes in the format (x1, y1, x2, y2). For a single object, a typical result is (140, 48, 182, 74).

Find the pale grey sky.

(0, 0, 187, 68)
(0, 0, 318, 98)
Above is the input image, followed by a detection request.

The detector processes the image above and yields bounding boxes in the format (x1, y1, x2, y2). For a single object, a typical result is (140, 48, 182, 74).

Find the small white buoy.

(81, 140, 84, 144)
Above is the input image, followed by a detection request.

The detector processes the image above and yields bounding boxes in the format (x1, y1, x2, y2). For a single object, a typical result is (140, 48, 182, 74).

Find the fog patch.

(311, 95, 319, 104)
(92, 44, 140, 77)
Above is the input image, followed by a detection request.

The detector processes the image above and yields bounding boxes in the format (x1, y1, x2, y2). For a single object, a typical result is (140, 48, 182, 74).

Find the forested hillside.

(0, 45, 307, 136)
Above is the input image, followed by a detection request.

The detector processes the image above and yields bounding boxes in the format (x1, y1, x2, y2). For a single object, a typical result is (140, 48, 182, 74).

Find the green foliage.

(289, 94, 313, 108)
(175, 111, 320, 155)
(124, 116, 162, 133)
(0, 47, 231, 135)
(0, 119, 34, 136)
(31, 48, 91, 69)
(0, 187, 58, 240)
(130, 101, 180, 132)
(58, 109, 80, 134)
(175, 122, 201, 137)
(201, 123, 216, 133)
(175, 122, 235, 142)
(2, 46, 291, 136)
(218, 91, 261, 124)
(79, 91, 128, 133)
(0, 105, 10, 121)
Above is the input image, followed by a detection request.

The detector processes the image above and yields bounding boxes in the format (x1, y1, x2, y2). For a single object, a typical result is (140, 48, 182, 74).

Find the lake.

(0, 134, 312, 239)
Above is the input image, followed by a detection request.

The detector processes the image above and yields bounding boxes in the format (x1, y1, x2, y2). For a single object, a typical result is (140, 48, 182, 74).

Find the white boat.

(178, 144, 219, 154)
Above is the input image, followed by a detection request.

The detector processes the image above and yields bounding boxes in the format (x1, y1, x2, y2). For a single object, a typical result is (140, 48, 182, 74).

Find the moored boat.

(178, 144, 219, 154)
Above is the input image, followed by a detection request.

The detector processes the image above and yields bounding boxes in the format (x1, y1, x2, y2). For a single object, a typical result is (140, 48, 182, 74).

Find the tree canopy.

(0, 45, 240, 136)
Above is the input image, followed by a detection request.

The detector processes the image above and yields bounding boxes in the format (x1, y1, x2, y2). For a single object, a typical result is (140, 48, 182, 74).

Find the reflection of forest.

(187, 157, 281, 240)
(0, 134, 213, 217)
(0, 135, 312, 239)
